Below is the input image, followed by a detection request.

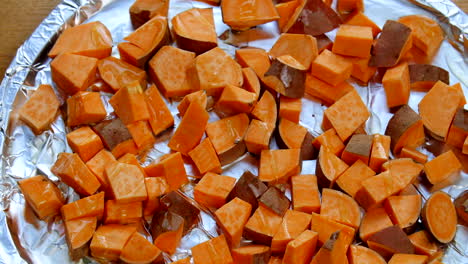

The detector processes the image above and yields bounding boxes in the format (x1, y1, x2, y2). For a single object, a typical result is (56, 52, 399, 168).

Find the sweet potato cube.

(424, 150, 461, 185)
(269, 33, 318, 70)
(206, 113, 250, 165)
(258, 186, 291, 216)
(93, 118, 132, 150)
(67, 91, 107, 127)
(51, 53, 98, 95)
(369, 134, 391, 172)
(251, 90, 277, 131)
(104, 200, 142, 224)
(310, 231, 349, 264)
(111, 139, 138, 159)
(316, 147, 349, 189)
(323, 89, 370, 141)
(118, 153, 146, 177)
(382, 158, 423, 191)
(18, 84, 59, 134)
(105, 162, 147, 202)
(172, 8, 217, 55)
(18, 175, 64, 220)
(446, 108, 468, 149)
(311, 49, 352, 86)
(118, 16, 169, 67)
(159, 191, 200, 233)
(231, 245, 271, 264)
(129, 0, 169, 28)
(359, 207, 393, 242)
(194, 172, 236, 208)
(86, 150, 116, 192)
(109, 81, 150, 125)
(320, 188, 361, 229)
(354, 171, 398, 210)
(90, 224, 137, 261)
(312, 128, 345, 156)
(143, 177, 169, 216)
(195, 47, 243, 97)
(242, 68, 261, 101)
(144, 152, 188, 191)
(259, 149, 301, 184)
(388, 254, 428, 264)
(384, 195, 421, 229)
(337, 0, 363, 13)
(271, 210, 312, 253)
(310, 213, 355, 247)
(305, 74, 354, 106)
(345, 56, 377, 84)
(291, 175, 321, 214)
(189, 138, 222, 175)
(385, 105, 425, 154)
(144, 84, 174, 136)
(227, 171, 268, 212)
(275, 0, 303, 33)
(341, 134, 373, 165)
(367, 225, 415, 260)
(383, 62, 411, 108)
(48, 21, 112, 59)
(215, 197, 252, 247)
(61, 192, 105, 221)
(221, 0, 279, 31)
(191, 235, 233, 264)
(97, 56, 147, 92)
(276, 118, 315, 161)
(151, 211, 184, 254)
(168, 100, 209, 155)
(126, 120, 155, 150)
(262, 57, 306, 98)
(120, 232, 161, 264)
(148, 46, 195, 98)
(244, 120, 272, 155)
(279, 96, 301, 123)
(283, 230, 318, 264)
(344, 11, 381, 37)
(408, 230, 439, 257)
(400, 147, 428, 164)
(244, 204, 283, 245)
(51, 153, 101, 196)
(336, 160, 375, 198)
(348, 245, 387, 264)
(64, 216, 97, 260)
(178, 90, 208, 117)
(67, 126, 104, 162)
(235, 48, 271, 78)
(215, 84, 257, 116)
(333, 25, 372, 58)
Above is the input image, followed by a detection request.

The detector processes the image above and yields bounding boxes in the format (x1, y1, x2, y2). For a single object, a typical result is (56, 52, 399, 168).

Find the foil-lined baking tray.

(0, 0, 467, 263)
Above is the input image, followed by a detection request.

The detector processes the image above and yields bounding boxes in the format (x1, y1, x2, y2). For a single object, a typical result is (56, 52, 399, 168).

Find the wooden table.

(0, 0, 467, 76)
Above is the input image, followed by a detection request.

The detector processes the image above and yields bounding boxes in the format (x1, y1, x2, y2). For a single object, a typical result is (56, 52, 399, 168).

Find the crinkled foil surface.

(0, 0, 467, 263)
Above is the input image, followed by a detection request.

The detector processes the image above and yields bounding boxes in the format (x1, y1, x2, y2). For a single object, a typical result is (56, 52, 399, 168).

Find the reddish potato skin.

(227, 171, 268, 212)
(385, 105, 421, 153)
(93, 119, 132, 150)
(262, 59, 306, 99)
(409, 64, 449, 88)
(258, 187, 290, 216)
(454, 190, 468, 225)
(159, 192, 200, 234)
(367, 225, 415, 260)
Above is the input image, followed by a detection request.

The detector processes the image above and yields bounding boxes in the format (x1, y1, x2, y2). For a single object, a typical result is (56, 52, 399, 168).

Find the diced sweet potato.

(120, 232, 161, 264)
(408, 64, 449, 90)
(189, 138, 222, 175)
(359, 207, 393, 242)
(118, 16, 169, 67)
(118, 153, 146, 177)
(104, 200, 142, 224)
(221, 0, 279, 31)
(310, 213, 355, 247)
(242, 68, 261, 101)
(276, 119, 315, 161)
(333, 25, 373, 58)
(244, 120, 272, 155)
(291, 175, 321, 214)
(454, 190, 468, 224)
(67, 126, 104, 162)
(168, 100, 209, 155)
(18, 84, 59, 134)
(316, 147, 349, 189)
(279, 96, 301, 123)
(312, 128, 345, 156)
(385, 104, 425, 154)
(227, 171, 268, 212)
(400, 147, 428, 164)
(345, 56, 377, 84)
(49, 21, 112, 59)
(64, 216, 97, 260)
(206, 113, 249, 165)
(419, 81, 462, 141)
(344, 11, 381, 37)
(192, 235, 233, 264)
(85, 150, 116, 193)
(288, 0, 341, 36)
(384, 195, 421, 230)
(283, 230, 317, 264)
(235, 48, 271, 78)
(367, 225, 415, 260)
(320, 188, 361, 229)
(382, 158, 423, 190)
(97, 56, 146, 92)
(194, 172, 236, 209)
(348, 245, 386, 264)
(388, 253, 428, 264)
(195, 47, 243, 97)
(258, 186, 290, 216)
(93, 118, 132, 150)
(151, 211, 184, 254)
(129, 0, 169, 28)
(90, 224, 137, 261)
(311, 49, 352, 86)
(259, 149, 301, 184)
(383, 62, 411, 109)
(409, 230, 440, 257)
(336, 160, 375, 198)
(126, 120, 155, 150)
(61, 192, 104, 221)
(215, 84, 257, 116)
(271, 210, 312, 253)
(251, 91, 277, 132)
(422, 191, 457, 243)
(148, 46, 196, 98)
(446, 108, 468, 149)
(18, 175, 64, 220)
(369, 134, 391, 172)
(67, 91, 107, 127)
(369, 20, 412, 67)
(341, 134, 373, 165)
(178, 90, 208, 117)
(172, 8, 217, 54)
(354, 171, 399, 210)
(109, 82, 150, 126)
(305, 74, 354, 106)
(144, 152, 188, 191)
(105, 162, 147, 202)
(276, 0, 306, 33)
(144, 84, 174, 136)
(269, 33, 318, 70)
(262, 57, 306, 99)
(143, 177, 168, 216)
(215, 197, 252, 247)
(244, 204, 283, 245)
(51, 53, 98, 95)
(231, 245, 271, 264)
(51, 153, 101, 196)
(159, 191, 200, 233)
(310, 231, 347, 264)
(424, 150, 461, 185)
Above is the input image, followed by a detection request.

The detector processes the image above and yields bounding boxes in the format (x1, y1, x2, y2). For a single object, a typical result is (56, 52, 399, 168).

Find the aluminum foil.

(0, 0, 467, 263)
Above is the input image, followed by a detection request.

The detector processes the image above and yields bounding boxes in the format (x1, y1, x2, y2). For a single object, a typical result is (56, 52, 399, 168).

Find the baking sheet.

(0, 0, 467, 263)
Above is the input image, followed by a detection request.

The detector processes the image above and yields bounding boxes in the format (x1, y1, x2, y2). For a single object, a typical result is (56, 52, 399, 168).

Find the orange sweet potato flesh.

(86, 150, 116, 193)
(143, 177, 169, 216)
(231, 245, 271, 264)
(359, 207, 393, 242)
(215, 84, 257, 117)
(244, 204, 283, 245)
(67, 91, 107, 127)
(206, 113, 250, 165)
(251, 91, 277, 132)
(194, 172, 236, 209)
(67, 126, 104, 162)
(382, 158, 423, 191)
(279, 96, 301, 123)
(49, 21, 112, 59)
(242, 68, 261, 101)
(64, 217, 97, 260)
(153, 224, 184, 255)
(129, 0, 169, 28)
(323, 89, 370, 141)
(148, 46, 196, 98)
(344, 11, 381, 37)
(332, 25, 373, 58)
(18, 175, 64, 220)
(51, 53, 98, 95)
(215, 197, 252, 247)
(244, 119, 272, 155)
(105, 162, 147, 203)
(354, 171, 400, 210)
(385, 104, 425, 155)
(120, 232, 161, 264)
(145, 152, 188, 191)
(283, 230, 318, 264)
(126, 120, 155, 150)
(189, 138, 222, 175)
(422, 191, 457, 243)
(336, 160, 375, 198)
(312, 128, 345, 156)
(259, 149, 301, 184)
(235, 48, 271, 78)
(400, 147, 428, 164)
(369, 134, 391, 172)
(305, 74, 355, 106)
(172, 8, 217, 54)
(276, 0, 305, 33)
(221, 0, 279, 31)
(111, 139, 139, 159)
(61, 192, 104, 221)
(168, 100, 209, 155)
(320, 189, 361, 229)
(270, 33, 318, 70)
(191, 235, 234, 264)
(271, 210, 312, 253)
(388, 253, 428, 264)
(18, 84, 60, 134)
(90, 224, 137, 261)
(118, 16, 169, 67)
(150, 210, 184, 254)
(419, 81, 462, 141)
(310, 213, 355, 247)
(109, 81, 150, 125)
(384, 195, 421, 229)
(144, 84, 174, 136)
(97, 56, 146, 92)
(276, 118, 315, 160)
(446, 108, 468, 149)
(408, 230, 440, 257)
(311, 49, 353, 86)
(104, 200, 142, 224)
(348, 245, 386, 264)
(425, 150, 462, 186)
(178, 90, 208, 117)
(291, 175, 321, 214)
(316, 147, 349, 189)
(383, 62, 411, 109)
